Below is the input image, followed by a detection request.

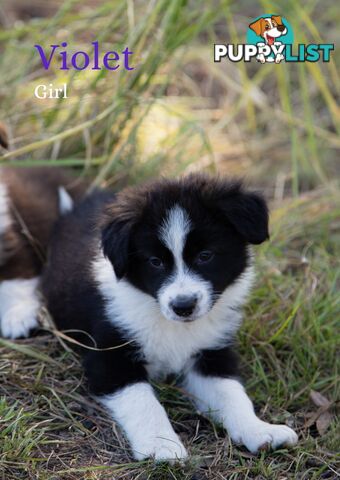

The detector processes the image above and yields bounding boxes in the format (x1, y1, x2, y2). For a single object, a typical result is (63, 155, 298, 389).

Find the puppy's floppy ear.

(271, 15, 283, 26)
(184, 174, 269, 245)
(249, 18, 265, 37)
(101, 215, 135, 279)
(101, 185, 148, 279)
(218, 189, 269, 245)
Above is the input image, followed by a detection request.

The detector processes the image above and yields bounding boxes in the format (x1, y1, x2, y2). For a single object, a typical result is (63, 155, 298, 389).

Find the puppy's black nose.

(277, 24, 285, 32)
(171, 295, 197, 317)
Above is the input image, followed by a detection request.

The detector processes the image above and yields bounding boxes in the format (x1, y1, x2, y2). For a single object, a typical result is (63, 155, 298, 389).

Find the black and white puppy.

(42, 174, 298, 462)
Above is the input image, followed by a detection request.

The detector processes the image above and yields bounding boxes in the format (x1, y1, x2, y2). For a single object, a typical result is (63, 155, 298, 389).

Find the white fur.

(184, 371, 298, 453)
(0, 180, 11, 264)
(93, 253, 254, 379)
(58, 186, 73, 214)
(159, 205, 191, 262)
(158, 267, 213, 322)
(0, 278, 40, 338)
(158, 205, 213, 321)
(99, 382, 187, 461)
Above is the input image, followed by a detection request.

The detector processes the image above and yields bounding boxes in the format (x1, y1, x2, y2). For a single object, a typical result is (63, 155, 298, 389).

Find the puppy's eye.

(149, 256, 164, 268)
(196, 250, 214, 264)
(265, 25, 269, 30)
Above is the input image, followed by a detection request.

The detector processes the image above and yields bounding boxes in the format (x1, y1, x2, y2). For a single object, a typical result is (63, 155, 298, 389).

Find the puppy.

(42, 174, 298, 461)
(0, 166, 86, 338)
(249, 15, 287, 63)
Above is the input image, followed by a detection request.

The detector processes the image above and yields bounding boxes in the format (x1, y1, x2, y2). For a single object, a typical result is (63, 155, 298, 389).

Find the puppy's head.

(101, 175, 269, 322)
(249, 15, 287, 45)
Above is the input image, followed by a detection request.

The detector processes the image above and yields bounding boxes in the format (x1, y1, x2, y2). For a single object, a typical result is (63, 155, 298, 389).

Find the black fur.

(195, 346, 240, 378)
(43, 190, 148, 394)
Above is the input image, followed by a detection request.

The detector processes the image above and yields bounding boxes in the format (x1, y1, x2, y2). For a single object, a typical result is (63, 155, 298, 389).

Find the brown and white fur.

(249, 15, 287, 64)
(0, 166, 86, 338)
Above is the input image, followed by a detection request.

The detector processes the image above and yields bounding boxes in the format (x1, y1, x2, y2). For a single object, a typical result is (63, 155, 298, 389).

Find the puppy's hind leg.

(0, 277, 41, 339)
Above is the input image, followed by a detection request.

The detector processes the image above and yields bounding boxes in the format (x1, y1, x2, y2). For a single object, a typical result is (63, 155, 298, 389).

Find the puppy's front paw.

(238, 421, 298, 454)
(275, 54, 285, 63)
(0, 278, 40, 338)
(1, 308, 39, 339)
(133, 435, 188, 463)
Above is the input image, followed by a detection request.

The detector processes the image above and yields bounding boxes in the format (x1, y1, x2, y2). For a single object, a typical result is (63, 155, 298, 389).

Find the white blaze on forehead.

(159, 205, 191, 266)
(158, 205, 212, 321)
(266, 18, 273, 28)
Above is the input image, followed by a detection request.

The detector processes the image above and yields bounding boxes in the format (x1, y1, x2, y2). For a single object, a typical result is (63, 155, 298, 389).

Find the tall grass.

(0, 0, 217, 184)
(0, 0, 338, 195)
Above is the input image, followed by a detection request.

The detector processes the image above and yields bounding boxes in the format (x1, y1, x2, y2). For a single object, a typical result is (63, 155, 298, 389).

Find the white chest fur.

(93, 254, 254, 379)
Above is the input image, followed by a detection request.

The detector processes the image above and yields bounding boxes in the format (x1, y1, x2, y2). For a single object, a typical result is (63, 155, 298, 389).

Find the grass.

(0, 193, 338, 479)
(0, 0, 339, 479)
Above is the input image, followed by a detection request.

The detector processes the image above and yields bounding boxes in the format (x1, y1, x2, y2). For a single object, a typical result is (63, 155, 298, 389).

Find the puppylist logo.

(214, 14, 334, 64)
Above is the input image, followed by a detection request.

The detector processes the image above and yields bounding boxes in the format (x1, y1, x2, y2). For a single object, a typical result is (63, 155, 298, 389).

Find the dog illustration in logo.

(249, 15, 287, 63)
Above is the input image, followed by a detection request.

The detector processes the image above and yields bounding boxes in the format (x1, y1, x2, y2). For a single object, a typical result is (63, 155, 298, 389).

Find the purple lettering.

(103, 51, 119, 70)
(59, 42, 69, 70)
(34, 44, 59, 70)
(71, 51, 90, 70)
(34, 42, 136, 71)
(92, 41, 101, 70)
(122, 47, 134, 70)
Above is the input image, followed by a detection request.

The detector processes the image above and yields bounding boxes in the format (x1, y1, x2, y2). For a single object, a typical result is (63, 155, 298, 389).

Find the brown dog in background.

(0, 127, 87, 337)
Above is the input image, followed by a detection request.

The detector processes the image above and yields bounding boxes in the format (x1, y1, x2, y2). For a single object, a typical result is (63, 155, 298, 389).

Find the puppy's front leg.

(84, 347, 187, 462)
(184, 347, 298, 453)
(99, 382, 188, 461)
